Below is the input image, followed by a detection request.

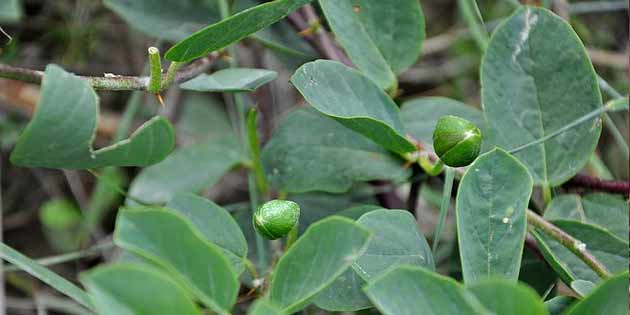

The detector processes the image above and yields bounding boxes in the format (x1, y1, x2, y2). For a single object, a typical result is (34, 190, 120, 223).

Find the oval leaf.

(467, 279, 548, 315)
(10, 65, 174, 169)
(165, 0, 312, 62)
(291, 60, 415, 154)
(481, 7, 601, 185)
(364, 266, 488, 315)
(127, 136, 242, 204)
(262, 108, 409, 193)
(269, 216, 372, 314)
(180, 68, 278, 92)
(319, 0, 425, 89)
(456, 148, 533, 283)
(166, 193, 248, 274)
(565, 271, 629, 315)
(81, 264, 200, 315)
(114, 208, 238, 315)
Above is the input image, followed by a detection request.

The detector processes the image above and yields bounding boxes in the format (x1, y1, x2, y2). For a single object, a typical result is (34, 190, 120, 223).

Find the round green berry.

(432, 115, 482, 167)
(253, 200, 300, 240)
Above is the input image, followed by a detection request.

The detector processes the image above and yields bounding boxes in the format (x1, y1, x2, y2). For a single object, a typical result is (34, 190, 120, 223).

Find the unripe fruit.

(432, 115, 482, 167)
(253, 200, 300, 240)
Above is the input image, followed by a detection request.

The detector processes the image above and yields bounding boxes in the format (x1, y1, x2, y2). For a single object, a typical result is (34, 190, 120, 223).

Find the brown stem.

(0, 53, 219, 91)
(526, 210, 611, 279)
(565, 174, 630, 196)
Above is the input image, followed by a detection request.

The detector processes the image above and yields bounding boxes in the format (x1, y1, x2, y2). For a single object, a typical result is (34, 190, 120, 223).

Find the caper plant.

(0, 1, 628, 315)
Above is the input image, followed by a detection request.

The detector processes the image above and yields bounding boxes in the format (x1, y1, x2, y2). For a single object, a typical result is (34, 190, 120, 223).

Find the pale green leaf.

(177, 94, 233, 143)
(313, 268, 372, 311)
(319, 0, 425, 89)
(544, 193, 628, 240)
(531, 220, 628, 284)
(545, 296, 576, 315)
(262, 108, 409, 193)
(165, 0, 312, 62)
(248, 299, 286, 315)
(482, 7, 601, 185)
(467, 279, 548, 315)
(126, 136, 242, 204)
(0, 242, 93, 310)
(114, 208, 238, 315)
(364, 266, 488, 315)
(566, 271, 629, 315)
(81, 264, 200, 315)
(456, 148, 533, 283)
(291, 60, 415, 154)
(0, 0, 21, 22)
(269, 217, 372, 314)
(166, 193, 248, 274)
(180, 68, 277, 92)
(10, 65, 174, 169)
(570, 279, 596, 297)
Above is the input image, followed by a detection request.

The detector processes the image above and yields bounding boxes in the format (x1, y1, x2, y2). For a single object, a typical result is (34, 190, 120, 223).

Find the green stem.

(147, 47, 162, 93)
(432, 167, 455, 253)
(527, 210, 611, 279)
(285, 224, 299, 251)
(3, 242, 114, 272)
(458, 0, 489, 52)
(162, 61, 183, 89)
(247, 108, 268, 195)
(588, 154, 613, 180)
(542, 184, 553, 207)
(602, 112, 629, 161)
(418, 156, 444, 176)
(597, 75, 623, 99)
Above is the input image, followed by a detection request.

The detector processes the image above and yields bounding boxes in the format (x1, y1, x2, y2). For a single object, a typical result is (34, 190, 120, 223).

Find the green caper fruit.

(253, 200, 300, 240)
(432, 115, 482, 167)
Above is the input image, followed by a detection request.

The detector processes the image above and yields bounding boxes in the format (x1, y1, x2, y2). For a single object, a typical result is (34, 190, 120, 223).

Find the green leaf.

(467, 279, 548, 315)
(180, 68, 278, 92)
(0, 0, 21, 22)
(545, 296, 576, 315)
(364, 266, 488, 315)
(269, 216, 372, 313)
(103, 0, 220, 41)
(114, 208, 238, 315)
(165, 0, 312, 62)
(0, 242, 93, 310)
(481, 7, 602, 186)
(318, 0, 425, 89)
(456, 148, 533, 283)
(126, 136, 242, 204)
(570, 279, 596, 297)
(262, 108, 409, 193)
(401, 97, 485, 146)
(166, 193, 248, 274)
(544, 193, 629, 240)
(81, 264, 200, 315)
(10, 65, 174, 169)
(177, 94, 233, 143)
(315, 209, 434, 311)
(248, 299, 286, 315)
(531, 220, 628, 284)
(606, 98, 628, 112)
(566, 271, 629, 315)
(354, 210, 434, 279)
(291, 60, 416, 154)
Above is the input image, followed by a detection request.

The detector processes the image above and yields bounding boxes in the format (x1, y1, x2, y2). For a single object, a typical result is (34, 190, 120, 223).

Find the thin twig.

(0, 52, 218, 91)
(527, 210, 611, 279)
(406, 164, 423, 214)
(565, 174, 630, 195)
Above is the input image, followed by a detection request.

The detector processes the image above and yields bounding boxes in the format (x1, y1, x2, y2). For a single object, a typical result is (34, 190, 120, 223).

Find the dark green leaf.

(313, 268, 372, 311)
(456, 148, 533, 283)
(165, 0, 312, 62)
(482, 7, 601, 185)
(269, 217, 372, 314)
(364, 266, 488, 315)
(467, 279, 548, 315)
(532, 220, 628, 284)
(545, 296, 576, 315)
(81, 264, 200, 315)
(103, 0, 220, 41)
(10, 65, 174, 169)
(291, 60, 415, 154)
(114, 208, 238, 315)
(566, 272, 629, 315)
(544, 193, 629, 240)
(177, 94, 233, 143)
(0, 242, 93, 310)
(127, 136, 242, 204)
(319, 0, 425, 89)
(401, 97, 485, 146)
(180, 68, 277, 92)
(262, 108, 409, 193)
